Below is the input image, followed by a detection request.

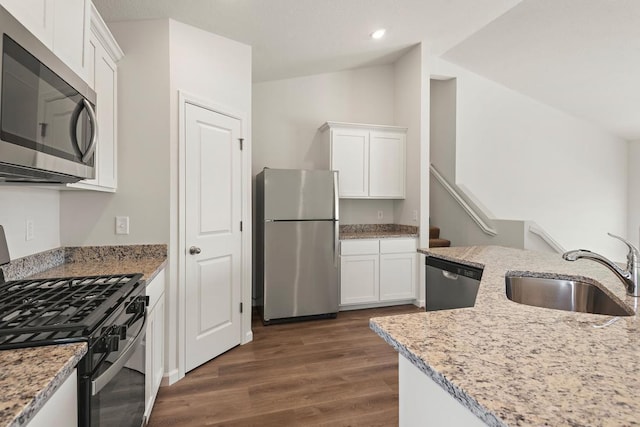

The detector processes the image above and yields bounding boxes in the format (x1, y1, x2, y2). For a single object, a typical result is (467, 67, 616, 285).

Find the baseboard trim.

(162, 369, 181, 386)
(339, 299, 417, 311)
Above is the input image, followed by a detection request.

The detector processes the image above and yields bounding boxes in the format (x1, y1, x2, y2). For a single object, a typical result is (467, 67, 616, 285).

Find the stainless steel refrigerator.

(256, 168, 339, 324)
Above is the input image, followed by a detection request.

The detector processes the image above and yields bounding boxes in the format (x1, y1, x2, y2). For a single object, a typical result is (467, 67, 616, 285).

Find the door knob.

(189, 246, 201, 255)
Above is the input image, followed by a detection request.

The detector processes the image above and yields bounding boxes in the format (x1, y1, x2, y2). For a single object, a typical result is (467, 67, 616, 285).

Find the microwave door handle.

(81, 99, 98, 163)
(91, 312, 146, 396)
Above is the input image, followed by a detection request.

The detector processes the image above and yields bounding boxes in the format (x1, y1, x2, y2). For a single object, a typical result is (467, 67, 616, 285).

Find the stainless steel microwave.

(0, 5, 97, 184)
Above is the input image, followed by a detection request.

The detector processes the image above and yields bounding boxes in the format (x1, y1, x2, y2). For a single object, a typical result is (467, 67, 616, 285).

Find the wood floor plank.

(147, 305, 422, 426)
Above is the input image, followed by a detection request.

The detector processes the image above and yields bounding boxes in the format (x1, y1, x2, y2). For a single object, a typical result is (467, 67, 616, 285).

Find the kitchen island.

(370, 246, 640, 426)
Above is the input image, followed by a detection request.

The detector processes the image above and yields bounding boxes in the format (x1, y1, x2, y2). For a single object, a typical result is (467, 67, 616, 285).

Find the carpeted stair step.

(429, 226, 440, 239)
(429, 238, 451, 248)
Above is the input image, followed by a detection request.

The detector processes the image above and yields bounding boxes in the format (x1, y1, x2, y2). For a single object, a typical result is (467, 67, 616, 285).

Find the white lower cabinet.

(340, 238, 417, 308)
(399, 354, 485, 426)
(144, 269, 165, 421)
(28, 369, 77, 427)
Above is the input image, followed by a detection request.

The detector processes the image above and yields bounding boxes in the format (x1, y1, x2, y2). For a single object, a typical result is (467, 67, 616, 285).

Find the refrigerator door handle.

(333, 171, 340, 267)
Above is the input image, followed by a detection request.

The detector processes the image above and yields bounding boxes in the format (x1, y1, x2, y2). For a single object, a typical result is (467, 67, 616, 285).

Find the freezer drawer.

(425, 257, 483, 311)
(263, 220, 339, 322)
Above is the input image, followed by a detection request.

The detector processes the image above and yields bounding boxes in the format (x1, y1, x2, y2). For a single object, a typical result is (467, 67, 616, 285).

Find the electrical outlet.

(412, 210, 418, 221)
(25, 219, 34, 241)
(377, 210, 384, 220)
(115, 216, 130, 235)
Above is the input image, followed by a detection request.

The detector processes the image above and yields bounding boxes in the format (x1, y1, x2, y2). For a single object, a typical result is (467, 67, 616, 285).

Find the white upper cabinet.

(369, 130, 406, 198)
(67, 4, 122, 192)
(0, 0, 90, 80)
(0, 0, 55, 47)
(320, 122, 407, 199)
(52, 0, 90, 79)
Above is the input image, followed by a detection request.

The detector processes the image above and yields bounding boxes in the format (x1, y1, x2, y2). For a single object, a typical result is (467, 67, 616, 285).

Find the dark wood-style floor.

(147, 305, 422, 426)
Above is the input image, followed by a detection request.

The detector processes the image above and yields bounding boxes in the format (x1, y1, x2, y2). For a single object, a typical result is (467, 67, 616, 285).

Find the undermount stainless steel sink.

(505, 276, 633, 316)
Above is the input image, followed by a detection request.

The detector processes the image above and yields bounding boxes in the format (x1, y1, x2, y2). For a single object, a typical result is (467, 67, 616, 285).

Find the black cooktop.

(0, 273, 142, 349)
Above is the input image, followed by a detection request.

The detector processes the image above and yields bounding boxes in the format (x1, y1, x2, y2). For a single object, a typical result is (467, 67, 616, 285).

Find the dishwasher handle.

(442, 270, 459, 280)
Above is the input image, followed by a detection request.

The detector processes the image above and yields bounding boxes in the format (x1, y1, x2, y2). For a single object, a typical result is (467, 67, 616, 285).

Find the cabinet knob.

(189, 246, 201, 255)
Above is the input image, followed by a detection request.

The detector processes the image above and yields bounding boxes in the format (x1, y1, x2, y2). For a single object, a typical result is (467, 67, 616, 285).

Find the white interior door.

(185, 103, 242, 372)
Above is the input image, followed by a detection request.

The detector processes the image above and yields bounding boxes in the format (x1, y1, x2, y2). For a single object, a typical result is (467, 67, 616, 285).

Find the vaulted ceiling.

(93, 0, 640, 140)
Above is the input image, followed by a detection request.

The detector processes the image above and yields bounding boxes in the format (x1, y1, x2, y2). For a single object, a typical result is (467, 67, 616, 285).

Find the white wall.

(394, 44, 425, 229)
(430, 79, 457, 179)
(167, 19, 252, 381)
(252, 65, 397, 224)
(432, 57, 628, 260)
(0, 188, 60, 259)
(60, 19, 171, 246)
(627, 140, 640, 248)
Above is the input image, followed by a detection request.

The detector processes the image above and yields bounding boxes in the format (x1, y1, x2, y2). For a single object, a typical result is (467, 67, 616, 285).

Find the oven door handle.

(91, 312, 146, 396)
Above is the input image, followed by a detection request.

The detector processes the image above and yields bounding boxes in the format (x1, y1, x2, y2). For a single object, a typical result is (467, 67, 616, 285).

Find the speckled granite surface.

(0, 244, 167, 427)
(0, 343, 87, 427)
(2, 244, 167, 284)
(371, 246, 640, 427)
(340, 224, 418, 239)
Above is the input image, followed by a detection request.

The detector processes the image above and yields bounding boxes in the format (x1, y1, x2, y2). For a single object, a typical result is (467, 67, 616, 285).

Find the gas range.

(0, 225, 148, 427)
(0, 273, 143, 350)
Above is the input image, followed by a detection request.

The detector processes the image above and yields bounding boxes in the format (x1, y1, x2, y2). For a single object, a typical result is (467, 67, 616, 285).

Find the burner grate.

(0, 273, 142, 348)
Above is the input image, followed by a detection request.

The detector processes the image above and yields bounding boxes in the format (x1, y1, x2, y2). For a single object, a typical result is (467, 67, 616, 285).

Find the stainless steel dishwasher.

(426, 256, 483, 311)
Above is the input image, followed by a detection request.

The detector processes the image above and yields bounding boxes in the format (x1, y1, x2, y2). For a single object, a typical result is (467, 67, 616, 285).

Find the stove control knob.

(96, 334, 120, 353)
(114, 325, 127, 340)
(107, 335, 120, 352)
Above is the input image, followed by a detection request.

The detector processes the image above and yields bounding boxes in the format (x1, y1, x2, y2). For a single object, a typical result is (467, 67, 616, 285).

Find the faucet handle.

(607, 232, 640, 262)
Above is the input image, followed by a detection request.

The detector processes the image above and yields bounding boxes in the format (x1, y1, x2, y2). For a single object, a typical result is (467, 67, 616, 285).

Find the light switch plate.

(377, 210, 384, 220)
(115, 216, 130, 235)
(25, 219, 34, 241)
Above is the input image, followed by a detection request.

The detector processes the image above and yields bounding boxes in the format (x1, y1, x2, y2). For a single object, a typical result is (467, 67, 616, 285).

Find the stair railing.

(430, 164, 497, 236)
(527, 223, 565, 254)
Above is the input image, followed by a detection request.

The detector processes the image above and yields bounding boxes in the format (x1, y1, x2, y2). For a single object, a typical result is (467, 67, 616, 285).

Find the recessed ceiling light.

(370, 29, 386, 40)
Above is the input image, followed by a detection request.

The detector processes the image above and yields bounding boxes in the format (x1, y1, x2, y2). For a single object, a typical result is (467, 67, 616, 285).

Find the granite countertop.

(370, 246, 640, 427)
(0, 244, 167, 427)
(0, 344, 87, 427)
(339, 224, 418, 240)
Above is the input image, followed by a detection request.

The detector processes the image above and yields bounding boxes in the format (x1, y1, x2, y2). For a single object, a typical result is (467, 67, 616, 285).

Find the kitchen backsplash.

(339, 224, 418, 234)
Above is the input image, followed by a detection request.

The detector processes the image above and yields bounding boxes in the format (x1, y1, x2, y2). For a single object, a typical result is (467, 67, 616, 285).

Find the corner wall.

(60, 19, 171, 247)
(432, 57, 628, 260)
(393, 44, 425, 230)
(627, 140, 640, 248)
(0, 188, 60, 259)
(252, 65, 397, 224)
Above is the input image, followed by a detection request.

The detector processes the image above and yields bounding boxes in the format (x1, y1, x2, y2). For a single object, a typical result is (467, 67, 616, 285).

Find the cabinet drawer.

(146, 270, 165, 310)
(380, 238, 417, 254)
(340, 239, 379, 256)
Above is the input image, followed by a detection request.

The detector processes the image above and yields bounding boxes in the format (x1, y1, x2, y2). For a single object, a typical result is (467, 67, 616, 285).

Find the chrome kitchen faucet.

(563, 233, 640, 298)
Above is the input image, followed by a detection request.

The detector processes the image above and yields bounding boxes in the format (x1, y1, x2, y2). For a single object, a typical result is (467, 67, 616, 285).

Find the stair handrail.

(527, 223, 565, 254)
(430, 164, 498, 236)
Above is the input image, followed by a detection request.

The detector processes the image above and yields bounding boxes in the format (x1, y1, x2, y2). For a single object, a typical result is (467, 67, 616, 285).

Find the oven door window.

(90, 311, 146, 427)
(1, 34, 94, 166)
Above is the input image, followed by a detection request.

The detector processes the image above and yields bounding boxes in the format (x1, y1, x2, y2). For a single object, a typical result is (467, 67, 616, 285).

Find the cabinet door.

(380, 252, 416, 301)
(28, 369, 77, 427)
(369, 131, 405, 198)
(52, 0, 89, 79)
(67, 30, 118, 192)
(331, 128, 369, 198)
(93, 40, 117, 189)
(340, 254, 379, 305)
(152, 294, 165, 394)
(0, 0, 54, 48)
(145, 270, 165, 420)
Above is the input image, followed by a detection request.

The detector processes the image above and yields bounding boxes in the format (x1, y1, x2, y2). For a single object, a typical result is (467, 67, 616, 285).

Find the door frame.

(177, 91, 252, 381)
